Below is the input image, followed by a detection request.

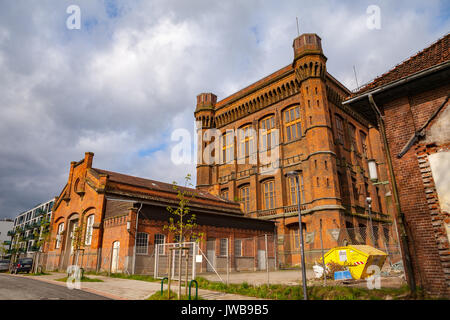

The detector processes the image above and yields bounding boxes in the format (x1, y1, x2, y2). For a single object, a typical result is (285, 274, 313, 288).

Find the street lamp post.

(366, 197, 376, 247)
(285, 170, 308, 300)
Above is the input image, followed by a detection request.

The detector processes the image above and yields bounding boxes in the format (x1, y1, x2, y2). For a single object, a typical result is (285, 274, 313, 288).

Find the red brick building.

(344, 34, 450, 297)
(195, 33, 396, 265)
(44, 152, 274, 273)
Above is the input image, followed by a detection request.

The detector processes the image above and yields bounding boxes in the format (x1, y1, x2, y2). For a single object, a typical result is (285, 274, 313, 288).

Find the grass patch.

(55, 276, 104, 282)
(109, 273, 159, 282)
(147, 290, 202, 300)
(20, 272, 51, 276)
(194, 277, 411, 300)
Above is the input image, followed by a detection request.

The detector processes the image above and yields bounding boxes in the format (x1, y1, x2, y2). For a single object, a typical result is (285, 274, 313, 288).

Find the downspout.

(132, 202, 143, 275)
(368, 94, 416, 294)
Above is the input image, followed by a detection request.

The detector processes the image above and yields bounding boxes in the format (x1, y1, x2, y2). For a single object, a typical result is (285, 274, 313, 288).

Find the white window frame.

(136, 232, 149, 255)
(85, 215, 95, 246)
(154, 234, 166, 255)
(234, 239, 242, 257)
(56, 222, 64, 249)
(219, 238, 228, 256)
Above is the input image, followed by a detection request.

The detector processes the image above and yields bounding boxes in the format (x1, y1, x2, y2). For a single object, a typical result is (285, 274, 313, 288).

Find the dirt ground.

(199, 269, 407, 289)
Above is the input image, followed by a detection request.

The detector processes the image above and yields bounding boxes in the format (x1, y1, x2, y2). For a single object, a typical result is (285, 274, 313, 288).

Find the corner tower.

(292, 34, 342, 228)
(195, 93, 217, 191)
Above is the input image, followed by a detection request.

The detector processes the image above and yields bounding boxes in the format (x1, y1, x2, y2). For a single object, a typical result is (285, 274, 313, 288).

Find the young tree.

(164, 174, 204, 299)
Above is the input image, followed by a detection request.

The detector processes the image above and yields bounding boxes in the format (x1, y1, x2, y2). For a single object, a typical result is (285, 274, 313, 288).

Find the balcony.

(256, 208, 277, 217)
(7, 230, 15, 237)
(3, 241, 11, 246)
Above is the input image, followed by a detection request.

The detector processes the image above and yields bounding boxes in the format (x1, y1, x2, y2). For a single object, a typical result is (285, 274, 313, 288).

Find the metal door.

(206, 239, 215, 272)
(258, 250, 266, 270)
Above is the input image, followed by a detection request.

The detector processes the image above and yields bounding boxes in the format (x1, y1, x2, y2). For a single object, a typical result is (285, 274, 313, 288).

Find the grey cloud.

(0, 0, 448, 218)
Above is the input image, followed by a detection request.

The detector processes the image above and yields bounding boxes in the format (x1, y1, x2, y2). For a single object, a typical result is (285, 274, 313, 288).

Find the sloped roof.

(91, 168, 237, 206)
(352, 33, 450, 96)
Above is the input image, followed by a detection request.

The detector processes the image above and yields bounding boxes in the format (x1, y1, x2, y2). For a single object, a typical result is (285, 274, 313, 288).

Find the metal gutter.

(343, 61, 450, 105)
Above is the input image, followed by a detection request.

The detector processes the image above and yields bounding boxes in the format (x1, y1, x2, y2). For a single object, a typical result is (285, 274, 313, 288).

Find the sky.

(0, 0, 448, 219)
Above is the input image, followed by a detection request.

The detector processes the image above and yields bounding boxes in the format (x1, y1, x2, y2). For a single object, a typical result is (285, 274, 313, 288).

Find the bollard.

(188, 280, 198, 300)
(161, 277, 168, 295)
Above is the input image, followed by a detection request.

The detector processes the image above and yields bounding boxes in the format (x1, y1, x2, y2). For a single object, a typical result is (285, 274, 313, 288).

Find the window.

(239, 185, 250, 213)
(360, 131, 368, 157)
(222, 130, 234, 163)
(154, 234, 166, 255)
(85, 215, 94, 245)
(234, 239, 242, 257)
(349, 123, 357, 151)
(56, 222, 64, 249)
(220, 189, 229, 200)
(136, 232, 149, 254)
(260, 115, 276, 151)
(288, 174, 305, 205)
(335, 115, 345, 144)
(220, 238, 228, 256)
(352, 178, 359, 201)
(284, 106, 302, 142)
(238, 125, 255, 158)
(263, 180, 275, 209)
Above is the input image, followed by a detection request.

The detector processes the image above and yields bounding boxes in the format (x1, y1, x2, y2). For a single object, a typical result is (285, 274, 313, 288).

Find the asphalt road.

(0, 274, 111, 300)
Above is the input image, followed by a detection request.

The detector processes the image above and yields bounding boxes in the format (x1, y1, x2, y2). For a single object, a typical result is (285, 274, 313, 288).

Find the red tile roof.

(352, 33, 450, 96)
(92, 168, 237, 206)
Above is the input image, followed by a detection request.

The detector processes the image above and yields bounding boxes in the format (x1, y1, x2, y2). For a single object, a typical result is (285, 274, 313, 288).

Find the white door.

(111, 241, 120, 273)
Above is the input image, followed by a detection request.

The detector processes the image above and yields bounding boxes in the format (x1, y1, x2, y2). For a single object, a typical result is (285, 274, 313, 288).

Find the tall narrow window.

(260, 116, 276, 151)
(288, 174, 305, 205)
(239, 185, 250, 213)
(56, 222, 64, 249)
(154, 234, 166, 255)
(349, 123, 357, 151)
(219, 238, 228, 256)
(222, 130, 234, 163)
(85, 215, 94, 245)
(360, 131, 368, 157)
(238, 125, 255, 158)
(335, 115, 345, 144)
(136, 232, 149, 254)
(284, 106, 302, 142)
(234, 239, 242, 257)
(263, 180, 275, 209)
(352, 178, 359, 201)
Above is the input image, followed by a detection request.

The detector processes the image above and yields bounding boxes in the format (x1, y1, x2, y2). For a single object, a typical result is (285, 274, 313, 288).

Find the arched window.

(262, 180, 275, 209)
(154, 234, 166, 255)
(220, 188, 229, 200)
(56, 222, 64, 249)
(85, 215, 95, 245)
(260, 115, 276, 151)
(136, 232, 149, 254)
(239, 185, 250, 213)
(238, 125, 255, 158)
(284, 105, 302, 142)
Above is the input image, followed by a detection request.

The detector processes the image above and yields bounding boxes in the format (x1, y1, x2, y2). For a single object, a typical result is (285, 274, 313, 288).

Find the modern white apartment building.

(9, 199, 55, 255)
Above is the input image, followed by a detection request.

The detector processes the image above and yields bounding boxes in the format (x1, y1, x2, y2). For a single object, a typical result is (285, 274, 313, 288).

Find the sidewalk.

(11, 273, 263, 300)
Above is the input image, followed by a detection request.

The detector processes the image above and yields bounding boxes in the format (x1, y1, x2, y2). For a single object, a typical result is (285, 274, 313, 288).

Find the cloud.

(0, 0, 448, 218)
